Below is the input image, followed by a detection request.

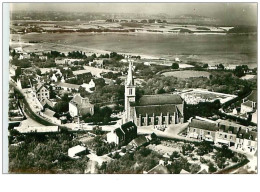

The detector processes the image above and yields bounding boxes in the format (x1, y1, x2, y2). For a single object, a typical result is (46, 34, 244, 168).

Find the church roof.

(135, 104, 180, 116)
(138, 94, 183, 106)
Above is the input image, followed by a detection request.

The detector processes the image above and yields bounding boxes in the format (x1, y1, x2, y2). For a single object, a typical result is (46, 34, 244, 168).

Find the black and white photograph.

(2, 2, 258, 176)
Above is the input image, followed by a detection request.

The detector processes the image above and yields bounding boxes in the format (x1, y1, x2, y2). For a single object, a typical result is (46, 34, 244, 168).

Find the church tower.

(125, 61, 136, 122)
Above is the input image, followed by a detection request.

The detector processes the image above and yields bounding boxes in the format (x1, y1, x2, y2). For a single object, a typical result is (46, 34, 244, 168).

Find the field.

(162, 70, 211, 79)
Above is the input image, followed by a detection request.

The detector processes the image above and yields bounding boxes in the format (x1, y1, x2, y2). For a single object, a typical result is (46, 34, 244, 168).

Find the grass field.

(162, 70, 210, 79)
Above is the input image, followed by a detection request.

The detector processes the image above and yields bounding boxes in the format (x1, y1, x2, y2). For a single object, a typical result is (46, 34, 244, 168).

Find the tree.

(217, 63, 225, 70)
(170, 151, 180, 160)
(208, 162, 217, 173)
(203, 63, 209, 68)
(172, 63, 179, 69)
(234, 65, 249, 77)
(182, 143, 194, 155)
(197, 141, 213, 156)
(53, 101, 69, 113)
(190, 163, 201, 174)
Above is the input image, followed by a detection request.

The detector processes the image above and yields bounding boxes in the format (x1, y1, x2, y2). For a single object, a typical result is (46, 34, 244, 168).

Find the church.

(124, 61, 184, 127)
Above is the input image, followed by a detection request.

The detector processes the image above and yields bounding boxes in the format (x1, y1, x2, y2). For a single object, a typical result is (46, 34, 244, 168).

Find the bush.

(190, 163, 201, 174)
(172, 63, 179, 69)
(196, 141, 213, 156)
(170, 151, 180, 160)
(182, 144, 194, 155)
(121, 148, 126, 153)
(231, 156, 239, 163)
(208, 162, 217, 173)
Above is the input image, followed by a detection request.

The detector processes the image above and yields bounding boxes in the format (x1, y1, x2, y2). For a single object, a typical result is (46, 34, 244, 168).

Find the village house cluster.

(187, 117, 257, 153)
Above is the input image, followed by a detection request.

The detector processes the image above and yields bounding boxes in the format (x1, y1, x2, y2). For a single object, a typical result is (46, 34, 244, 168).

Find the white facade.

(107, 131, 119, 145)
(81, 79, 95, 93)
(241, 102, 255, 114)
(69, 102, 79, 117)
(68, 145, 86, 159)
(51, 74, 58, 82)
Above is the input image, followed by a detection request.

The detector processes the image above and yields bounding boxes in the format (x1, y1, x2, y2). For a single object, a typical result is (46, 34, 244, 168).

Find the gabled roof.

(131, 135, 148, 147)
(36, 84, 48, 93)
(43, 108, 56, 117)
(247, 90, 257, 103)
(180, 169, 190, 174)
(138, 94, 183, 106)
(189, 119, 218, 132)
(241, 101, 254, 108)
(147, 164, 170, 174)
(57, 82, 80, 89)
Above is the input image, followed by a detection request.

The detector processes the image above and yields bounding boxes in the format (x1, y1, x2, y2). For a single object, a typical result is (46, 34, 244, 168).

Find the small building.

(39, 55, 48, 60)
(56, 82, 80, 91)
(35, 84, 50, 102)
(68, 145, 87, 159)
(51, 74, 58, 82)
(81, 79, 95, 93)
(93, 59, 104, 68)
(187, 118, 218, 142)
(129, 135, 149, 148)
(107, 121, 137, 145)
(69, 94, 94, 117)
(147, 164, 170, 174)
(14, 126, 59, 133)
(241, 101, 256, 114)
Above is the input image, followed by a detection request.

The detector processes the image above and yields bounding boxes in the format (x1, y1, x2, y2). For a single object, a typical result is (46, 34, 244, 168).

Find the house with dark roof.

(107, 121, 137, 145)
(124, 61, 184, 127)
(187, 118, 218, 142)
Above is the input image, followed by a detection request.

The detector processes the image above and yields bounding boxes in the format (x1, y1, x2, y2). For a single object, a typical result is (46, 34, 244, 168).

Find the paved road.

(138, 123, 198, 142)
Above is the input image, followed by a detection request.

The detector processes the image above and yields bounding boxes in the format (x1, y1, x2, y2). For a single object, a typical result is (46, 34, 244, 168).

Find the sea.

(11, 32, 257, 68)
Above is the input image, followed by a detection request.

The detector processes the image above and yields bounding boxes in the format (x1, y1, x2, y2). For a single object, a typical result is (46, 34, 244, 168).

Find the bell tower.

(125, 61, 136, 122)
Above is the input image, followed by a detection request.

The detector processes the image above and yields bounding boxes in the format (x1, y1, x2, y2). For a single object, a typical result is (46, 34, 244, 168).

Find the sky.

(10, 3, 257, 25)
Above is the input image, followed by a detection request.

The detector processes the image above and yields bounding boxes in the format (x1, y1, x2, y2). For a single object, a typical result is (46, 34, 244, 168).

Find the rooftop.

(15, 126, 59, 133)
(147, 164, 170, 174)
(135, 104, 180, 116)
(241, 100, 254, 108)
(138, 94, 183, 106)
(57, 82, 80, 89)
(43, 108, 56, 117)
(247, 90, 257, 103)
(189, 119, 219, 132)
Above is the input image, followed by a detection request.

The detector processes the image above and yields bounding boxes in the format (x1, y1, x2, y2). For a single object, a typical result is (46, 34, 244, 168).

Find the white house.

(81, 79, 95, 93)
(51, 74, 58, 82)
(68, 145, 87, 159)
(241, 101, 256, 114)
(39, 55, 48, 60)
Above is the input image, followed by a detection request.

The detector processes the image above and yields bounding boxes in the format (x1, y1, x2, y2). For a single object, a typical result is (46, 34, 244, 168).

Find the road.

(138, 122, 198, 142)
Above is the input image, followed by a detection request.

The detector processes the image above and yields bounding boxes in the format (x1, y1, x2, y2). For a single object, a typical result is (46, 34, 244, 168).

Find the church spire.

(126, 61, 134, 86)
